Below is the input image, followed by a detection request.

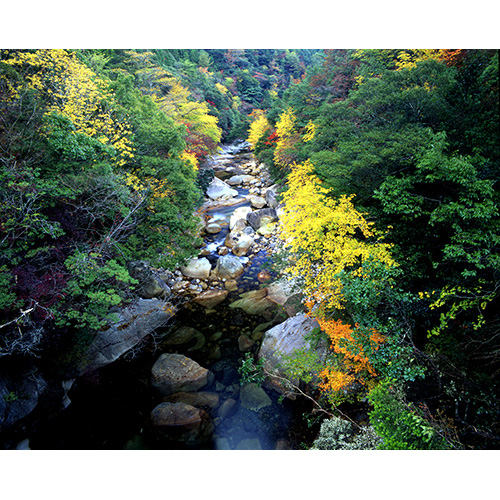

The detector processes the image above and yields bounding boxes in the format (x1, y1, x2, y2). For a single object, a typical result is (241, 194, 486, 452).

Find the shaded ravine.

(26, 142, 318, 450)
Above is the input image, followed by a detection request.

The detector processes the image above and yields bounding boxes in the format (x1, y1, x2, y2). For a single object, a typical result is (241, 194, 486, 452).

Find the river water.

(26, 142, 317, 450)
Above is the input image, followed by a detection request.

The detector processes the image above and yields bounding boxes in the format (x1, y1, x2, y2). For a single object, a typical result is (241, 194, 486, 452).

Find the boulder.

(180, 258, 212, 279)
(217, 398, 238, 419)
(229, 206, 252, 230)
(229, 288, 276, 315)
(150, 402, 214, 446)
(265, 188, 278, 208)
(266, 279, 300, 306)
(163, 391, 220, 410)
(193, 288, 229, 309)
(246, 208, 278, 231)
(151, 402, 203, 427)
(258, 313, 329, 397)
(230, 219, 247, 235)
(206, 177, 239, 200)
(239, 383, 272, 411)
(162, 325, 205, 351)
(232, 234, 253, 257)
(249, 195, 267, 209)
(238, 334, 256, 352)
(0, 368, 47, 431)
(224, 233, 236, 248)
(257, 222, 277, 236)
(214, 254, 244, 280)
(82, 299, 175, 372)
(151, 353, 212, 396)
(240, 174, 256, 184)
(127, 261, 171, 299)
(226, 175, 244, 186)
(205, 223, 222, 234)
(217, 246, 229, 256)
(228, 174, 255, 185)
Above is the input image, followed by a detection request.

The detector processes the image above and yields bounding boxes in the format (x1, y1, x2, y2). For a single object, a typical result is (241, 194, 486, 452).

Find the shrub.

(310, 416, 382, 450)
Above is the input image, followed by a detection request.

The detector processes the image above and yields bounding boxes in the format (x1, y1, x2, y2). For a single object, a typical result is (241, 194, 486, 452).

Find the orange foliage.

(316, 317, 385, 393)
(438, 49, 467, 68)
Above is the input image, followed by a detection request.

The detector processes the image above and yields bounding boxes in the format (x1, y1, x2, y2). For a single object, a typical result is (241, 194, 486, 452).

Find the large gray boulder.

(206, 177, 238, 200)
(82, 298, 174, 373)
(151, 353, 212, 396)
(214, 254, 244, 280)
(258, 313, 329, 397)
(246, 208, 278, 231)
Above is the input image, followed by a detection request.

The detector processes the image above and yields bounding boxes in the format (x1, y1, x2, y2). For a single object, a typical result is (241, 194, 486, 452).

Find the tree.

(278, 158, 397, 399)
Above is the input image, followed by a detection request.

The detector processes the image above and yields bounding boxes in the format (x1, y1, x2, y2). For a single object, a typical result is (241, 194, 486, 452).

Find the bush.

(368, 379, 451, 450)
(310, 415, 382, 450)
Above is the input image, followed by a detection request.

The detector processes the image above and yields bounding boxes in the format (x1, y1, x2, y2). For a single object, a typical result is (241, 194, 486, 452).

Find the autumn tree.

(247, 109, 272, 149)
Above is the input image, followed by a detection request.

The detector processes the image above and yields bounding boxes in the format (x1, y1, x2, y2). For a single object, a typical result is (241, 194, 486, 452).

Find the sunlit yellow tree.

(273, 107, 300, 170)
(247, 109, 272, 149)
(3, 49, 134, 166)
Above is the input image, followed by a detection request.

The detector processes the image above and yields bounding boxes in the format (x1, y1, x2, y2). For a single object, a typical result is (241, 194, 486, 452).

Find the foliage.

(368, 379, 453, 449)
(56, 251, 137, 330)
(2, 49, 134, 167)
(247, 110, 272, 149)
(238, 353, 266, 385)
(280, 159, 396, 312)
(267, 50, 499, 448)
(310, 416, 382, 450)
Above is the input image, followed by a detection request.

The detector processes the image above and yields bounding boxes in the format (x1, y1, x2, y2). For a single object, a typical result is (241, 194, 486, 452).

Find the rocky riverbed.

(3, 142, 324, 450)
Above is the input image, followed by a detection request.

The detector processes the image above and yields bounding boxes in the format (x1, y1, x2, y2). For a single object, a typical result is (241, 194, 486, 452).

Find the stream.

(25, 142, 317, 450)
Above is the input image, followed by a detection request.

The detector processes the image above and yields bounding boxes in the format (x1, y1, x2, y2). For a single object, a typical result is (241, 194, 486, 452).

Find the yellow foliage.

(156, 76, 221, 144)
(215, 82, 228, 95)
(395, 49, 445, 70)
(274, 107, 300, 169)
(3, 49, 134, 167)
(247, 111, 272, 149)
(181, 150, 199, 172)
(280, 160, 396, 311)
(303, 120, 317, 143)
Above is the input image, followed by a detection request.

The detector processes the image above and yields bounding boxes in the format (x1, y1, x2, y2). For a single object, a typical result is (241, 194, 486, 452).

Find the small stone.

(240, 383, 272, 411)
(217, 398, 238, 419)
(225, 279, 239, 291)
(206, 223, 222, 234)
(238, 334, 256, 352)
(257, 270, 272, 283)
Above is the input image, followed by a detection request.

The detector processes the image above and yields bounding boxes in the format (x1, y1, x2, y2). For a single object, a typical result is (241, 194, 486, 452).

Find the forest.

(0, 48, 499, 451)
